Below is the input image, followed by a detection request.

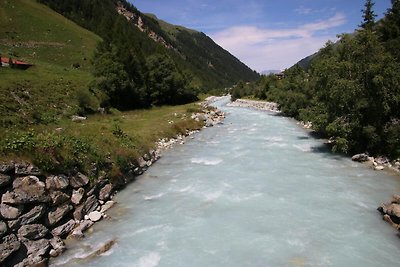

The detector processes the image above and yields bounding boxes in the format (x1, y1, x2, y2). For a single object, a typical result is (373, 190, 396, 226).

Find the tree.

(360, 0, 377, 30)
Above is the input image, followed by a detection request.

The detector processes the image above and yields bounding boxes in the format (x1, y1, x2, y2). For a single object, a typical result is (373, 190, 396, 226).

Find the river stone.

(0, 234, 21, 263)
(47, 203, 73, 226)
(14, 162, 41, 176)
(19, 205, 46, 225)
(23, 238, 50, 258)
(100, 201, 115, 213)
(88, 211, 102, 222)
(49, 236, 65, 257)
(50, 191, 70, 206)
(351, 153, 369, 162)
(51, 219, 75, 237)
(70, 172, 89, 188)
(0, 163, 14, 174)
(99, 184, 113, 201)
(18, 224, 48, 240)
(70, 220, 94, 238)
(46, 175, 69, 190)
(375, 165, 385, 171)
(0, 174, 11, 188)
(0, 220, 7, 238)
(2, 176, 50, 204)
(0, 203, 24, 220)
(137, 157, 147, 168)
(73, 195, 99, 221)
(71, 188, 85, 205)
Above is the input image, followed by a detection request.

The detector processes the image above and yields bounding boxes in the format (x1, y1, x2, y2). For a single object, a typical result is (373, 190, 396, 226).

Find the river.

(52, 98, 400, 267)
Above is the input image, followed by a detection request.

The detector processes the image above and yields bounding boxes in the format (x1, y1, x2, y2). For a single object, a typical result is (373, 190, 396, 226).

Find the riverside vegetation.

(231, 0, 400, 159)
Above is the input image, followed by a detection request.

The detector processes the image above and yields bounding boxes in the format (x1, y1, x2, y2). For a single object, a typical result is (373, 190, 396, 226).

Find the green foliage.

(241, 0, 400, 157)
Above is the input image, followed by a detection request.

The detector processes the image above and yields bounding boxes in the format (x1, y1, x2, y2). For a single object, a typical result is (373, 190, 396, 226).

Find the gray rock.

(351, 153, 370, 162)
(0, 234, 21, 263)
(7, 219, 20, 230)
(100, 201, 115, 213)
(13, 255, 48, 267)
(51, 219, 75, 237)
(70, 173, 89, 188)
(72, 115, 87, 122)
(19, 205, 46, 225)
(23, 238, 50, 258)
(15, 162, 41, 176)
(50, 191, 70, 206)
(88, 211, 102, 222)
(84, 195, 99, 214)
(99, 184, 113, 201)
(0, 174, 11, 188)
(46, 175, 69, 190)
(47, 203, 73, 226)
(392, 194, 400, 204)
(49, 236, 65, 257)
(70, 220, 94, 238)
(2, 176, 50, 204)
(0, 203, 23, 220)
(137, 157, 147, 168)
(73, 195, 98, 221)
(71, 188, 85, 205)
(18, 224, 48, 240)
(0, 220, 7, 238)
(0, 163, 14, 174)
(375, 156, 390, 165)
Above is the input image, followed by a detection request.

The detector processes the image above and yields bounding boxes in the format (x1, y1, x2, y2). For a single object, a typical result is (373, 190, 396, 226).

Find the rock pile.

(191, 108, 225, 127)
(227, 99, 280, 113)
(351, 153, 400, 172)
(0, 162, 117, 266)
(378, 195, 400, 232)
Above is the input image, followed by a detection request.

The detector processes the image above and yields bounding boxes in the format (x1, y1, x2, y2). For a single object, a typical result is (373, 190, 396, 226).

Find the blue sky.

(130, 0, 392, 71)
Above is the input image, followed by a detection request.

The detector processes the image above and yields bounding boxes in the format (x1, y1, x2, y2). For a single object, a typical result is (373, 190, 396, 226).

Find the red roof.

(1, 57, 32, 66)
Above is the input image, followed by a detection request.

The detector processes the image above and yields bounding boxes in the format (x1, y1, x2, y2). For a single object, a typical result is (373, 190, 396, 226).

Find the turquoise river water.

(52, 98, 400, 267)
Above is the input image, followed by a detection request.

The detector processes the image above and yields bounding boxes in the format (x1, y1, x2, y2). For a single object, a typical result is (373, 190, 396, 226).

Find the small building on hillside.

(1, 57, 33, 70)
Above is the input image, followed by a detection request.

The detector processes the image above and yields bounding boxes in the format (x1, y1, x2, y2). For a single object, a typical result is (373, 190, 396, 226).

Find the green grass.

(0, 0, 101, 130)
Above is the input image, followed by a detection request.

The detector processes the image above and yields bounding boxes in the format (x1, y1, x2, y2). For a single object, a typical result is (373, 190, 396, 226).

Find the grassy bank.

(0, 103, 204, 179)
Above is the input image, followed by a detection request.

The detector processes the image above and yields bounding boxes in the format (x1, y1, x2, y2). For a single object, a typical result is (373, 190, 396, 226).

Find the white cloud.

(211, 13, 346, 72)
(295, 6, 313, 15)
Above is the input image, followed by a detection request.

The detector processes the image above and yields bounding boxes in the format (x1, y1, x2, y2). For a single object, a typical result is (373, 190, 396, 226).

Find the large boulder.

(18, 224, 48, 240)
(50, 191, 70, 206)
(23, 238, 50, 258)
(99, 184, 113, 201)
(47, 203, 73, 226)
(19, 205, 46, 226)
(0, 203, 24, 220)
(2, 176, 50, 204)
(69, 172, 89, 188)
(0, 234, 21, 263)
(51, 219, 75, 237)
(71, 188, 85, 205)
(46, 175, 69, 190)
(351, 153, 370, 162)
(0, 174, 11, 188)
(14, 162, 41, 176)
(0, 220, 7, 238)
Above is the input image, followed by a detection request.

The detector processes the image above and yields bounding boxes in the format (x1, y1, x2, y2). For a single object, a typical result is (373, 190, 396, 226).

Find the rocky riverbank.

(227, 98, 280, 113)
(0, 102, 225, 267)
(378, 195, 400, 235)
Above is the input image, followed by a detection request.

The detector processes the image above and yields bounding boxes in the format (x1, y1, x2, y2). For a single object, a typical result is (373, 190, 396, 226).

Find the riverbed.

(52, 98, 400, 267)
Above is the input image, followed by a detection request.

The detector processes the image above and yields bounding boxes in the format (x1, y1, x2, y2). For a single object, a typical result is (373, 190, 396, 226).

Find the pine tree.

(360, 0, 377, 30)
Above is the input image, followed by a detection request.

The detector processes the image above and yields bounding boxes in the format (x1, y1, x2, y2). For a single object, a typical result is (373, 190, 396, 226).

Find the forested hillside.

(38, 0, 259, 109)
(233, 0, 400, 158)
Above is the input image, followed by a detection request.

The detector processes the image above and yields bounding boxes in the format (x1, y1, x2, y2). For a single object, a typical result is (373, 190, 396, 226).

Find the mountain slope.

(38, 0, 259, 91)
(0, 0, 101, 129)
